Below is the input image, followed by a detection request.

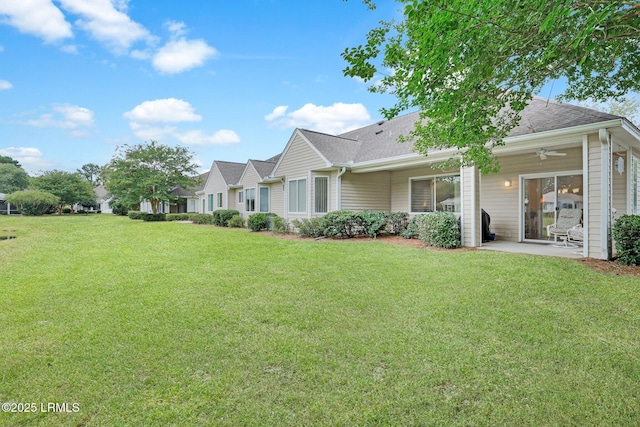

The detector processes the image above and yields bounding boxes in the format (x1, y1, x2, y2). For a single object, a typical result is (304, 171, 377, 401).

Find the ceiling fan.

(529, 149, 567, 160)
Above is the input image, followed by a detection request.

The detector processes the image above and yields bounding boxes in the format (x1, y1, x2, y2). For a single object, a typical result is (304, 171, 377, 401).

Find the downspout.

(336, 167, 347, 210)
(599, 128, 612, 260)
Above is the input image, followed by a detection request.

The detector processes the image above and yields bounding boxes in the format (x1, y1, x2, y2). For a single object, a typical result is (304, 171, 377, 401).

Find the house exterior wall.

(274, 133, 328, 220)
(269, 181, 285, 217)
(239, 165, 261, 217)
(340, 170, 391, 212)
(389, 165, 447, 212)
(202, 165, 228, 213)
(481, 146, 583, 242)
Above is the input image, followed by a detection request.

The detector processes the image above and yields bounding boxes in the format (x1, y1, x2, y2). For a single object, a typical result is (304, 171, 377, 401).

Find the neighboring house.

(94, 185, 112, 214)
(139, 172, 209, 214)
(0, 193, 20, 214)
(201, 98, 640, 260)
(198, 161, 245, 214)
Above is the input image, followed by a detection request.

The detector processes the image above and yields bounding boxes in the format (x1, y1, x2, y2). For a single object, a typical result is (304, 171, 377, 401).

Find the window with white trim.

(410, 175, 460, 213)
(259, 187, 269, 212)
(315, 176, 328, 213)
(207, 194, 214, 211)
(238, 191, 243, 203)
(245, 188, 255, 212)
(288, 179, 307, 213)
(216, 192, 223, 208)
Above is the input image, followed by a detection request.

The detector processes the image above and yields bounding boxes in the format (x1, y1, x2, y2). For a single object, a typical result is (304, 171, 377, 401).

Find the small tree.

(6, 190, 59, 215)
(104, 141, 199, 214)
(31, 170, 96, 215)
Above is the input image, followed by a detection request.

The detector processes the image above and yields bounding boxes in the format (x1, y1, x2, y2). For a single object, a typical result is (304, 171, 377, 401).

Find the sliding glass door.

(522, 173, 583, 241)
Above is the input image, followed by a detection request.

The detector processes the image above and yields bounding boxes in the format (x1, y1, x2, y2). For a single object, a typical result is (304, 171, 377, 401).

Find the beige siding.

(340, 171, 391, 211)
(270, 181, 285, 217)
(203, 165, 229, 213)
(274, 133, 328, 220)
(481, 147, 583, 242)
(239, 165, 260, 216)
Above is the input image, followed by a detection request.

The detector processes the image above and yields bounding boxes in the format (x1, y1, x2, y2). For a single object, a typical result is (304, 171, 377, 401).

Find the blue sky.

(0, 0, 570, 175)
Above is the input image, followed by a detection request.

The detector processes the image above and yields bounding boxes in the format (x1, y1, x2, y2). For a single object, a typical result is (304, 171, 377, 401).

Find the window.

(216, 192, 223, 208)
(410, 175, 460, 213)
(259, 187, 269, 212)
(238, 191, 244, 204)
(289, 179, 307, 213)
(315, 177, 328, 213)
(207, 194, 214, 211)
(245, 188, 255, 212)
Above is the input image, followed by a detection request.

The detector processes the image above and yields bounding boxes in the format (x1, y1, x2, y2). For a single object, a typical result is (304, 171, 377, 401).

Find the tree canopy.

(0, 155, 21, 168)
(104, 141, 199, 214)
(31, 170, 96, 214)
(342, 0, 640, 173)
(77, 163, 104, 187)
(0, 163, 29, 194)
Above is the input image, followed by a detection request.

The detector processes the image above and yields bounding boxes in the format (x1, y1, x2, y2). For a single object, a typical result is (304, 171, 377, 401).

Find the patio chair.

(567, 224, 584, 248)
(547, 208, 582, 246)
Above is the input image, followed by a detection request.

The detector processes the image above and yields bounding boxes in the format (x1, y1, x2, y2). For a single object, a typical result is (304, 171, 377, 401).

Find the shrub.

(416, 212, 461, 249)
(271, 216, 290, 234)
(166, 213, 190, 221)
(62, 207, 72, 214)
(292, 217, 325, 238)
(189, 213, 214, 225)
(387, 212, 410, 235)
(247, 213, 276, 231)
(141, 213, 166, 222)
(128, 211, 144, 220)
(613, 214, 640, 265)
(213, 210, 240, 227)
(321, 210, 365, 238)
(361, 210, 389, 238)
(227, 215, 245, 228)
(5, 190, 60, 216)
(401, 215, 425, 239)
(110, 201, 129, 216)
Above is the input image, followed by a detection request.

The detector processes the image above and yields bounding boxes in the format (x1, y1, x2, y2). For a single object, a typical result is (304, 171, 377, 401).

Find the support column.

(461, 166, 482, 247)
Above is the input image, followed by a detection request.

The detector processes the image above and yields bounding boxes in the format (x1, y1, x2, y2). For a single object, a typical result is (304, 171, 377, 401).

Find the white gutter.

(336, 166, 347, 210)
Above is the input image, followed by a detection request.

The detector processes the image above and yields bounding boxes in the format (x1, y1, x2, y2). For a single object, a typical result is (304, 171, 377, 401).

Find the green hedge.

(127, 211, 144, 220)
(405, 212, 461, 248)
(291, 210, 409, 239)
(166, 213, 191, 221)
(227, 215, 245, 228)
(613, 214, 640, 265)
(213, 210, 240, 227)
(189, 213, 214, 225)
(141, 213, 166, 222)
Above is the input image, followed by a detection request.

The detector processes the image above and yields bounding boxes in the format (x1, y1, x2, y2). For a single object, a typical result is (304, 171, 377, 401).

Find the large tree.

(77, 163, 104, 187)
(0, 155, 21, 168)
(31, 170, 96, 214)
(104, 141, 199, 214)
(0, 163, 29, 193)
(343, 0, 640, 173)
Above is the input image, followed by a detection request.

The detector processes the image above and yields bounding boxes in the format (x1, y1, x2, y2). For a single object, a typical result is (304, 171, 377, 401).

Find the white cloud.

(25, 104, 94, 133)
(0, 147, 53, 173)
(57, 0, 153, 54)
(174, 129, 240, 146)
(152, 38, 217, 74)
(125, 98, 239, 146)
(265, 102, 372, 134)
(165, 20, 187, 37)
(264, 105, 288, 121)
(0, 79, 12, 90)
(0, 0, 73, 43)
(123, 98, 202, 123)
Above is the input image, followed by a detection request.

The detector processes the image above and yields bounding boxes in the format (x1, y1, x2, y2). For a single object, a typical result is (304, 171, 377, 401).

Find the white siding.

(587, 133, 602, 258)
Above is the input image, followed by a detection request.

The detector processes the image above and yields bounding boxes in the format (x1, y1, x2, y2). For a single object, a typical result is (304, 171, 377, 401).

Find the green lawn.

(1, 215, 639, 426)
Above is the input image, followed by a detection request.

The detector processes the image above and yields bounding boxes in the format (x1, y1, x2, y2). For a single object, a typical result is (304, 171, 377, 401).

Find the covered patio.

(478, 240, 584, 259)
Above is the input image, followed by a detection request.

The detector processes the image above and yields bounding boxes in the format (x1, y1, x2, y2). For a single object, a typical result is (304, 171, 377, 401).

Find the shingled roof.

(215, 160, 246, 185)
(297, 98, 622, 165)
